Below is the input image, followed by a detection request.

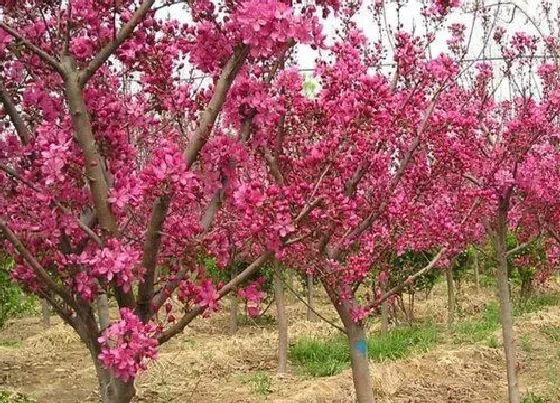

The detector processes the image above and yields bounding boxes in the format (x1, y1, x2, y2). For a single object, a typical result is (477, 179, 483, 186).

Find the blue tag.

(354, 339, 368, 357)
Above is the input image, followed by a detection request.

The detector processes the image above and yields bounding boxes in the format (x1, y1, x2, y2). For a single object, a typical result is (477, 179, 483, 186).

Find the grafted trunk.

(95, 362, 135, 403)
(325, 282, 374, 403)
(273, 260, 288, 374)
(40, 299, 50, 328)
(446, 265, 455, 330)
(494, 207, 520, 403)
(337, 307, 374, 403)
(306, 274, 317, 322)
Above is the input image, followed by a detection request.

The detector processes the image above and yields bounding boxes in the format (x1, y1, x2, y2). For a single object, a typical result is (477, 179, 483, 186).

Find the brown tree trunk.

(493, 207, 521, 403)
(380, 283, 388, 335)
(306, 274, 317, 322)
(273, 260, 288, 374)
(95, 363, 135, 403)
(229, 292, 238, 335)
(336, 304, 374, 403)
(324, 281, 374, 403)
(40, 299, 50, 328)
(446, 265, 455, 330)
(97, 293, 110, 331)
(473, 250, 481, 293)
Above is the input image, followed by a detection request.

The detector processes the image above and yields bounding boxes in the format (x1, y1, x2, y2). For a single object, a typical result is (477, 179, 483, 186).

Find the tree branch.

(0, 83, 31, 144)
(0, 22, 65, 75)
(0, 218, 77, 310)
(78, 0, 157, 85)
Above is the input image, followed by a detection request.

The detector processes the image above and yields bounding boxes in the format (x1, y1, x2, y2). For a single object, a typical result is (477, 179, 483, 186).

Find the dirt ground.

(1, 281, 560, 403)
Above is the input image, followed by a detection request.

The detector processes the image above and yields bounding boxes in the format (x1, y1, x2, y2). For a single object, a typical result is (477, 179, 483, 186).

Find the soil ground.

(1, 279, 560, 402)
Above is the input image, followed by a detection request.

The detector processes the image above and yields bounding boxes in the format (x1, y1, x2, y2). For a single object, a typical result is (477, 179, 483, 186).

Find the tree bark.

(473, 250, 481, 293)
(97, 293, 110, 331)
(40, 299, 50, 328)
(229, 293, 238, 335)
(273, 260, 288, 374)
(336, 303, 374, 403)
(95, 362, 135, 403)
(494, 207, 521, 403)
(306, 274, 317, 322)
(325, 281, 374, 403)
(446, 265, 455, 330)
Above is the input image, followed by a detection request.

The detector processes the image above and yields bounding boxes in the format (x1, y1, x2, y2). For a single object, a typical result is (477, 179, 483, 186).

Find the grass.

(237, 313, 276, 327)
(522, 392, 547, 403)
(242, 372, 272, 396)
(0, 391, 35, 403)
(289, 322, 439, 377)
(453, 302, 500, 344)
(289, 293, 560, 379)
(540, 325, 560, 343)
(453, 295, 560, 346)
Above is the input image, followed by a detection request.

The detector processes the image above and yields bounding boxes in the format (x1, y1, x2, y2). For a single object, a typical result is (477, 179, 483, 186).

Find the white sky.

(159, 0, 553, 98)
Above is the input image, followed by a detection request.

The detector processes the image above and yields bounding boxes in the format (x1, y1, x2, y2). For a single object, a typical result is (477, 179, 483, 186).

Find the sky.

(158, 0, 552, 98)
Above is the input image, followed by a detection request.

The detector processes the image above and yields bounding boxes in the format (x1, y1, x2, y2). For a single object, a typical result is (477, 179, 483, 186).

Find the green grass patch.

(540, 325, 560, 343)
(367, 322, 439, 361)
(454, 295, 560, 345)
(513, 295, 560, 316)
(242, 372, 272, 396)
(289, 322, 439, 377)
(0, 391, 36, 403)
(522, 392, 547, 403)
(453, 302, 500, 344)
(237, 313, 276, 327)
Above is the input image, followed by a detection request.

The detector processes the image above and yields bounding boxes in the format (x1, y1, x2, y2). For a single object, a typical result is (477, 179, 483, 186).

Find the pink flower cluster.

(238, 277, 267, 317)
(233, 0, 324, 57)
(98, 309, 159, 381)
(78, 239, 142, 293)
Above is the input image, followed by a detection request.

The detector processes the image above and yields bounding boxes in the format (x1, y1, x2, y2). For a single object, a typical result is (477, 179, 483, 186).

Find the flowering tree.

(0, 0, 337, 401)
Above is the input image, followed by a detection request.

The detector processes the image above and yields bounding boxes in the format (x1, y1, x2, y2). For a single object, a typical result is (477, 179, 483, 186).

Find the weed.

(486, 334, 500, 349)
(540, 325, 560, 343)
(519, 334, 532, 353)
(243, 372, 272, 396)
(514, 295, 560, 316)
(522, 392, 547, 403)
(0, 390, 35, 403)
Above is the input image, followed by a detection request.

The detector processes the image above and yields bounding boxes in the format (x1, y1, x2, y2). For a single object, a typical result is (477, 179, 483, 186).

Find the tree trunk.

(40, 299, 50, 328)
(446, 265, 455, 330)
(494, 208, 521, 403)
(90, 338, 136, 403)
(306, 274, 317, 322)
(97, 293, 110, 331)
(273, 260, 288, 374)
(324, 281, 374, 403)
(286, 271, 295, 304)
(473, 250, 480, 293)
(380, 283, 389, 335)
(96, 364, 135, 403)
(229, 292, 239, 335)
(335, 304, 374, 403)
